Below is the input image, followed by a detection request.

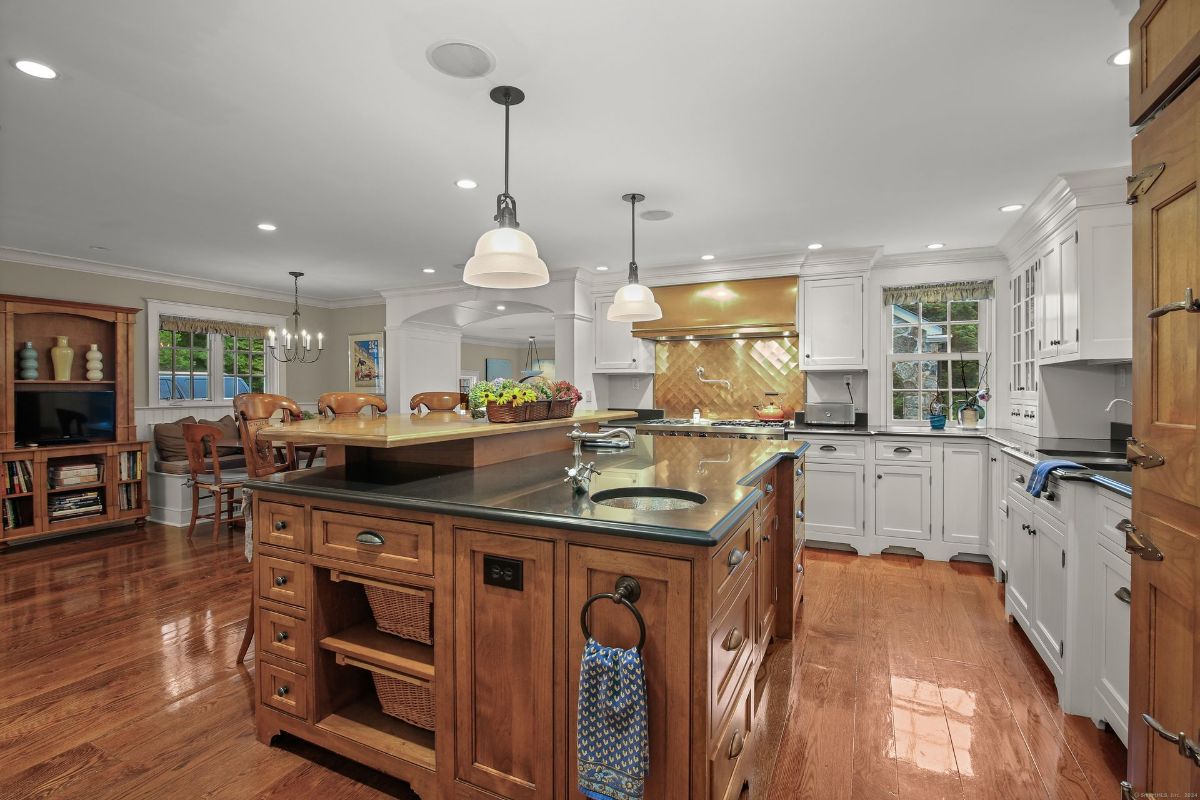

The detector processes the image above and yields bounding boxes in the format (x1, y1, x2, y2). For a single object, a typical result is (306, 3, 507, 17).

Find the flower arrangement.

(551, 380, 582, 403)
(474, 379, 537, 407)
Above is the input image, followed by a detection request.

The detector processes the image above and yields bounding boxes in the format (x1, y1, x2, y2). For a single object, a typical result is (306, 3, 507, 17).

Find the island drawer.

(712, 515, 754, 616)
(258, 555, 309, 610)
(805, 437, 866, 461)
(260, 659, 309, 720)
(258, 607, 309, 665)
(710, 571, 755, 739)
(755, 469, 778, 512)
(256, 500, 308, 551)
(311, 508, 434, 576)
(874, 440, 931, 462)
(710, 673, 754, 800)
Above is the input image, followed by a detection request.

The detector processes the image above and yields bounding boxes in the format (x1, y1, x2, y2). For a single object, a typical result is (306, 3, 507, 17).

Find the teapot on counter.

(753, 392, 787, 421)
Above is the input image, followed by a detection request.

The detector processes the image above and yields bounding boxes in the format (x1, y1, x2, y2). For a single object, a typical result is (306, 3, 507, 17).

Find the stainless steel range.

(635, 418, 789, 440)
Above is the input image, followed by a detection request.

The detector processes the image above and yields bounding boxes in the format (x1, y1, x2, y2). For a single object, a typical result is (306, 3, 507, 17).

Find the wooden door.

(874, 464, 930, 541)
(1128, 75, 1200, 797)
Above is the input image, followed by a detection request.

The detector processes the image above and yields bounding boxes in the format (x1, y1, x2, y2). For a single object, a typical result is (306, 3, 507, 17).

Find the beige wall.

(460, 341, 556, 381)
(0, 259, 384, 406)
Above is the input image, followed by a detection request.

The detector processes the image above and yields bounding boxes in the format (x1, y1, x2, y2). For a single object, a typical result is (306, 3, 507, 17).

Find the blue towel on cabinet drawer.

(1027, 459, 1086, 498)
(577, 638, 649, 800)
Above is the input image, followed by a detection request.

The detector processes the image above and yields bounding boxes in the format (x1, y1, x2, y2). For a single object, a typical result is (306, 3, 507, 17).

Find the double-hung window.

(885, 281, 993, 424)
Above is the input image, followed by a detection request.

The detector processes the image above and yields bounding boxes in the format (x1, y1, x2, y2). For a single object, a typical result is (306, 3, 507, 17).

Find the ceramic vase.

(18, 341, 39, 380)
(959, 405, 979, 429)
(50, 336, 73, 381)
(85, 344, 104, 381)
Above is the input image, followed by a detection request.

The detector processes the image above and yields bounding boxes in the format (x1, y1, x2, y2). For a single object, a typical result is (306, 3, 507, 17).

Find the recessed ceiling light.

(455, 178, 478, 189)
(596, 265, 609, 271)
(426, 40, 496, 79)
(640, 209, 673, 221)
(999, 203, 1025, 213)
(807, 243, 823, 250)
(1108, 48, 1131, 67)
(700, 254, 715, 261)
(257, 223, 278, 232)
(926, 242, 945, 250)
(422, 267, 436, 273)
(13, 60, 57, 79)
(495, 304, 506, 311)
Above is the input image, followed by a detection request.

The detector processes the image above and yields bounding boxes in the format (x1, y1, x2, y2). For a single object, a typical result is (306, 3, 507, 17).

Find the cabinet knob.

(796, 510, 804, 520)
(1030, 528, 1037, 536)
(728, 730, 745, 760)
(1043, 490, 1057, 502)
(804, 354, 811, 359)
(795, 468, 804, 477)
(721, 627, 745, 651)
(877, 474, 883, 480)
(273, 520, 288, 531)
(762, 534, 771, 543)
(796, 563, 805, 574)
(727, 548, 746, 571)
(764, 483, 774, 494)
(1021, 523, 1029, 531)
(276, 631, 289, 642)
(276, 686, 289, 697)
(274, 575, 288, 587)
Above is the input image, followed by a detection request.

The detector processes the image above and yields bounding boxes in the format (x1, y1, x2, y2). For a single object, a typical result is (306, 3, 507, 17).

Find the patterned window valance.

(159, 314, 269, 338)
(882, 279, 995, 306)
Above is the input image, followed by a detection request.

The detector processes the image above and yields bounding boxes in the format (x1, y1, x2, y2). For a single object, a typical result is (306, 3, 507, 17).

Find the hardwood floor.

(0, 525, 1124, 799)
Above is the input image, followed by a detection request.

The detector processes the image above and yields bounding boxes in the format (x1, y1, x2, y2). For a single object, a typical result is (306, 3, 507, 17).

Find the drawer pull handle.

(819, 445, 837, 452)
(1114, 587, 1131, 605)
(355, 530, 385, 546)
(796, 563, 804, 574)
(795, 468, 804, 477)
(727, 548, 746, 571)
(764, 483, 774, 494)
(274, 520, 288, 531)
(274, 575, 288, 587)
(728, 730, 745, 760)
(276, 631, 289, 642)
(1043, 490, 1057, 502)
(276, 686, 290, 697)
(893, 446, 912, 454)
(1014, 475, 1026, 485)
(796, 510, 804, 520)
(722, 628, 745, 651)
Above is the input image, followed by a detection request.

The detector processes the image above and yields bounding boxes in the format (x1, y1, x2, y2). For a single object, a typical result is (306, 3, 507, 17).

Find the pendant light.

(520, 335, 544, 379)
(607, 193, 662, 322)
(463, 86, 549, 288)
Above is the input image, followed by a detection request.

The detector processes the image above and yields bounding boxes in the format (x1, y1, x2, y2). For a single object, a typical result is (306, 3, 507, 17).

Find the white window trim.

(880, 299, 993, 428)
(145, 299, 287, 409)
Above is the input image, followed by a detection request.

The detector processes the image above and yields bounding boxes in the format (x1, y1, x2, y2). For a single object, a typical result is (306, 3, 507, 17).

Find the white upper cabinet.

(799, 274, 865, 370)
(593, 298, 654, 373)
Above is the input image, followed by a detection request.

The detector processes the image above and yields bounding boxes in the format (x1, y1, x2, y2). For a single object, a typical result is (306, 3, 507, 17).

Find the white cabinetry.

(803, 460, 866, 540)
(799, 274, 864, 370)
(874, 464, 931, 540)
(990, 445, 1006, 577)
(1006, 497, 1035, 629)
(593, 298, 654, 372)
(1031, 513, 1067, 675)
(942, 442, 988, 548)
(1088, 490, 1132, 745)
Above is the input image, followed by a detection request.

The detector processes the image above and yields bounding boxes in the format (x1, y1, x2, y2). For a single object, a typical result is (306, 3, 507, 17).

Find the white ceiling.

(0, 1, 1133, 301)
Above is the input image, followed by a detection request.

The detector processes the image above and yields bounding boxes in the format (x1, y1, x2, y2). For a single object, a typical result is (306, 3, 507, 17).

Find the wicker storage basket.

(525, 400, 551, 421)
(486, 402, 529, 423)
(549, 399, 577, 419)
(339, 654, 436, 730)
(363, 582, 434, 644)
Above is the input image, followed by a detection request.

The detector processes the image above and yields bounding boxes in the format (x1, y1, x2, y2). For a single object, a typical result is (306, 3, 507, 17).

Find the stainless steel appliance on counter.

(635, 418, 788, 440)
(802, 402, 856, 427)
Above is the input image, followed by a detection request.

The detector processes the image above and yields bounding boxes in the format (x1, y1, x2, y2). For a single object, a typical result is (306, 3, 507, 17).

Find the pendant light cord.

(628, 195, 639, 284)
(503, 94, 510, 197)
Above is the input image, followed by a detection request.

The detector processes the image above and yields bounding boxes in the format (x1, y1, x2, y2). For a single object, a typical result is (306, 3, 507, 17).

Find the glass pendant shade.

(608, 280, 662, 322)
(464, 226, 549, 288)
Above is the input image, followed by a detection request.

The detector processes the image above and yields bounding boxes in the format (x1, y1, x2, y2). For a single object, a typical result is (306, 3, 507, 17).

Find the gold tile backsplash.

(653, 338, 806, 419)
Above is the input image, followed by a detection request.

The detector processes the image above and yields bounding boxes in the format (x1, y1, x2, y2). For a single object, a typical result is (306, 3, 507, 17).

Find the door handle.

(1141, 713, 1200, 766)
(1114, 587, 1131, 605)
(1119, 519, 1164, 561)
(1148, 286, 1200, 318)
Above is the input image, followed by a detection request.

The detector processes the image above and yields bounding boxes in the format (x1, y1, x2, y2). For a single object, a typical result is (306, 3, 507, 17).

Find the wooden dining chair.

(232, 393, 303, 478)
(409, 391, 468, 412)
(182, 422, 248, 543)
(317, 392, 388, 418)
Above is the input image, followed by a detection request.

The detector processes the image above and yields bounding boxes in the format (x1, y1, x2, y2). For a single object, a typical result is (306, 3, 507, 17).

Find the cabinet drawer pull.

(893, 446, 912, 454)
(795, 510, 804, 520)
(796, 563, 804, 574)
(274, 575, 288, 587)
(1014, 474, 1026, 485)
(274, 520, 288, 531)
(795, 468, 804, 477)
(819, 445, 837, 452)
(721, 628, 745, 651)
(724, 546, 744, 573)
(276, 686, 290, 697)
(764, 483, 774, 495)
(1043, 490, 1057, 502)
(1114, 587, 1131, 605)
(276, 630, 289, 642)
(728, 730, 745, 760)
(355, 530, 385, 546)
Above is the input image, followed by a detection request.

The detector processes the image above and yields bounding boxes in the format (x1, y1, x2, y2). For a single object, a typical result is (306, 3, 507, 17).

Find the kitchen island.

(246, 413, 807, 800)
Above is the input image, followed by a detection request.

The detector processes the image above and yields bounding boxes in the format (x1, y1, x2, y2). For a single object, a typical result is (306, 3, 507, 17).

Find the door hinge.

(1119, 518, 1164, 561)
(1126, 437, 1166, 470)
(1120, 781, 1135, 800)
(1059, 639, 1064, 658)
(1126, 162, 1166, 204)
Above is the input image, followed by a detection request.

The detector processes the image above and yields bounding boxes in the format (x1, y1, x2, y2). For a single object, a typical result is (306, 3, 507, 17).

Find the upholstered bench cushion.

(154, 455, 247, 475)
(153, 416, 197, 462)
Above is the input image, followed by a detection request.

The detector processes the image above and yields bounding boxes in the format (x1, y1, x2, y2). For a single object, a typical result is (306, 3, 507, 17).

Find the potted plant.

(476, 379, 539, 423)
(549, 380, 582, 418)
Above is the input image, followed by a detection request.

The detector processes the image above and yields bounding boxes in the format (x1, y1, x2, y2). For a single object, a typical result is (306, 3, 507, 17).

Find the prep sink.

(591, 487, 707, 511)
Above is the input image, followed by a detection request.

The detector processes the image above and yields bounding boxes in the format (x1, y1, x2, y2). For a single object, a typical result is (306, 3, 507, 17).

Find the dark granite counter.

(247, 435, 808, 546)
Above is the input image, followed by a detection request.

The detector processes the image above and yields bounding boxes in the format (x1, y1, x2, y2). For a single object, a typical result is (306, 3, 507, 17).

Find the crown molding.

(873, 246, 1006, 270)
(0, 246, 384, 309)
(997, 167, 1129, 263)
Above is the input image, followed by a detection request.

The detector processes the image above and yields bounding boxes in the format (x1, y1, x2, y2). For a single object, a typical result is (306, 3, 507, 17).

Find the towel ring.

(580, 575, 646, 653)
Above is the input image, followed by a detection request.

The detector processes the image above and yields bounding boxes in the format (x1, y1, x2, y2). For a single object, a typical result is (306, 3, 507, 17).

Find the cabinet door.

(1058, 229, 1080, 356)
(1095, 544, 1131, 745)
(454, 530, 555, 799)
(801, 275, 864, 369)
(804, 461, 865, 539)
(594, 299, 645, 370)
(1038, 245, 1062, 360)
(1129, 0, 1200, 125)
(942, 442, 988, 547)
(874, 464, 930, 541)
(990, 448, 1006, 570)
(1006, 502, 1034, 629)
(756, 512, 776, 649)
(1031, 519, 1066, 672)
(568, 546, 693, 800)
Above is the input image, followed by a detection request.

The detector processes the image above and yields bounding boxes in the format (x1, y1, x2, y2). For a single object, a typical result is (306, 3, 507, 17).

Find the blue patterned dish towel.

(577, 638, 649, 800)
(1027, 459, 1085, 497)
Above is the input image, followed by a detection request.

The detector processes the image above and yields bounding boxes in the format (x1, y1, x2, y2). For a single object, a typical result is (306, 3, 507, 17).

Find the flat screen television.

(15, 390, 116, 445)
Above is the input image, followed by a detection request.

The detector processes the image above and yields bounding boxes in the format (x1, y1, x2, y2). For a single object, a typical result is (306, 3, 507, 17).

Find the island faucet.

(1105, 398, 1133, 412)
(564, 424, 632, 492)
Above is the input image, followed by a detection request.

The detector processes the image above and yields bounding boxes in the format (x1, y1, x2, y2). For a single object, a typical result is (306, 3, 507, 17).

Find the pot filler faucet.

(696, 366, 732, 390)
(565, 423, 633, 493)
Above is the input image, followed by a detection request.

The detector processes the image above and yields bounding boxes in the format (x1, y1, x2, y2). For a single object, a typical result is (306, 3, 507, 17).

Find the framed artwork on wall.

(485, 358, 513, 381)
(349, 332, 385, 394)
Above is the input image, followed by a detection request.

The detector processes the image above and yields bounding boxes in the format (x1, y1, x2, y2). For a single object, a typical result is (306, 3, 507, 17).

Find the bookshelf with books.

(1, 294, 149, 548)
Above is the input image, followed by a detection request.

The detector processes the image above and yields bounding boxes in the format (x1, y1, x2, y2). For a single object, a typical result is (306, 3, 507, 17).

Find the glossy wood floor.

(0, 525, 1125, 799)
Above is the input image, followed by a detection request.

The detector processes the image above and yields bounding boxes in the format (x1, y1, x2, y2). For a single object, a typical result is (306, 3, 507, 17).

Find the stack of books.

(4, 461, 33, 494)
(48, 461, 103, 488)
(2, 498, 26, 530)
(48, 491, 103, 521)
(118, 451, 143, 481)
(118, 483, 140, 511)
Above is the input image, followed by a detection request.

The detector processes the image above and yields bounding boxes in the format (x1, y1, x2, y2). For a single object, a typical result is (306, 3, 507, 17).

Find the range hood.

(631, 276, 798, 340)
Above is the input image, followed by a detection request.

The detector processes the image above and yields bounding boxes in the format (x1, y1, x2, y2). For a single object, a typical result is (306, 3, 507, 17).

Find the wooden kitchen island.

(248, 410, 808, 800)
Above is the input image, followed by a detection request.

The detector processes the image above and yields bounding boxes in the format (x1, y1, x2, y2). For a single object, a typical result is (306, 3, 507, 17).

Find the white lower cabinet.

(942, 442, 988, 548)
(803, 461, 866, 540)
(1093, 543, 1131, 744)
(1005, 499, 1035, 630)
(1031, 514, 1067, 677)
(990, 446, 1006, 576)
(874, 464, 931, 540)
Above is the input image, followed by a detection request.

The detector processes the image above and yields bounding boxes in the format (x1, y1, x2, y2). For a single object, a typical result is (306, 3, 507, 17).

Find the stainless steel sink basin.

(591, 487, 707, 511)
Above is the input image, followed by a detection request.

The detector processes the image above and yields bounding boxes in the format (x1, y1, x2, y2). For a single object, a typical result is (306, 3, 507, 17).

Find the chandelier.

(267, 271, 324, 364)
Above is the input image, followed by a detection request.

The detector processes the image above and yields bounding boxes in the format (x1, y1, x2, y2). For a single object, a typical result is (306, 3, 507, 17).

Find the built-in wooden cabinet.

(799, 274, 865, 370)
(593, 298, 655, 373)
(1128, 0, 1200, 125)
